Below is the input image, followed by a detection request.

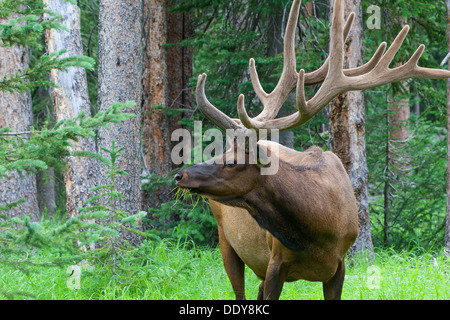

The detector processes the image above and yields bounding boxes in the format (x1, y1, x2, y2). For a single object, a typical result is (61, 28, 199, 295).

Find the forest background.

(1, 0, 450, 299)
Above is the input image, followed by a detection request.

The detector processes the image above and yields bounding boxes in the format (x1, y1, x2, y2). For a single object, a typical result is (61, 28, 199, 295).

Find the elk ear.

(257, 141, 280, 175)
(257, 144, 271, 167)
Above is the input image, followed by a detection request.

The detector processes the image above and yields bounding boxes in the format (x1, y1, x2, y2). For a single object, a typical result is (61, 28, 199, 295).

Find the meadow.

(1, 239, 449, 300)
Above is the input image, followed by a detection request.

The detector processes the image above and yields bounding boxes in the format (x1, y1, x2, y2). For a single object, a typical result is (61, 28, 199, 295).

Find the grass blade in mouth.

(173, 186, 204, 209)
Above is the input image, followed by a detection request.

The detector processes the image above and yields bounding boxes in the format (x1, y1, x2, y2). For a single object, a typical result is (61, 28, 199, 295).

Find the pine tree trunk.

(329, 0, 373, 255)
(142, 0, 171, 210)
(34, 84, 57, 218)
(97, 0, 143, 246)
(445, 0, 450, 254)
(384, 81, 410, 245)
(388, 93, 410, 145)
(0, 17, 39, 221)
(36, 168, 56, 218)
(43, 0, 99, 219)
(166, 0, 193, 134)
(142, 0, 193, 210)
(387, 17, 411, 170)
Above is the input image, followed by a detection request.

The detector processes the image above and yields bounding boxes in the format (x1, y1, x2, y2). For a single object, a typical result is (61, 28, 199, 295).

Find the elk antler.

(196, 0, 450, 132)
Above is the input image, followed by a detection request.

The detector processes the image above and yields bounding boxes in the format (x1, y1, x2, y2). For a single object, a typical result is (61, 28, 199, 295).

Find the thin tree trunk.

(388, 92, 410, 145)
(445, 0, 450, 254)
(329, 0, 373, 256)
(36, 168, 56, 218)
(97, 0, 143, 246)
(411, 85, 420, 117)
(384, 94, 391, 245)
(384, 83, 410, 246)
(43, 0, 99, 219)
(0, 17, 39, 221)
(387, 19, 411, 169)
(383, 16, 410, 247)
(34, 84, 57, 218)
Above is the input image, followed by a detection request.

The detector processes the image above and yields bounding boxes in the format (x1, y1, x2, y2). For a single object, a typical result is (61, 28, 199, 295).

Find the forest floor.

(1, 239, 449, 300)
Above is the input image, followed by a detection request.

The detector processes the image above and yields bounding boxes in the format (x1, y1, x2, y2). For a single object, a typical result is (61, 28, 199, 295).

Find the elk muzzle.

(174, 164, 216, 192)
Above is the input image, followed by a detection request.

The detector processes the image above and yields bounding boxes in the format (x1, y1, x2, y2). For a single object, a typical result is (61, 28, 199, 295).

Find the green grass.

(1, 240, 449, 300)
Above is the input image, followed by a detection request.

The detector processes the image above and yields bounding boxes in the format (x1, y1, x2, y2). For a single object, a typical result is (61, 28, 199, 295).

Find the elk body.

(175, 0, 450, 300)
(176, 141, 358, 299)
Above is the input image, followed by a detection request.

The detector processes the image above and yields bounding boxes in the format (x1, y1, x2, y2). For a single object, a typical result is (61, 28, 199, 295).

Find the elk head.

(175, 0, 450, 203)
(174, 133, 277, 203)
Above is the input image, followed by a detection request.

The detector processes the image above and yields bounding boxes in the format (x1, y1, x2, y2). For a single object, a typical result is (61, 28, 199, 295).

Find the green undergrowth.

(1, 239, 449, 300)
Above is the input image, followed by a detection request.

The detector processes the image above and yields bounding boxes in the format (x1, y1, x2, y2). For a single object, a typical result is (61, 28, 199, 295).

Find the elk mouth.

(179, 186, 200, 195)
(176, 183, 218, 199)
(175, 182, 205, 196)
(182, 186, 212, 197)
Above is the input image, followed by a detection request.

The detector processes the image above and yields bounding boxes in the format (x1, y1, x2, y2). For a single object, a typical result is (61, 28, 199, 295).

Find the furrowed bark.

(98, 0, 143, 246)
(0, 16, 39, 221)
(329, 0, 374, 256)
(44, 0, 100, 219)
(142, 0, 193, 212)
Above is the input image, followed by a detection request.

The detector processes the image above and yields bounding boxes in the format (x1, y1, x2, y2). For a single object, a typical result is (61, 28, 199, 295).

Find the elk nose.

(174, 172, 183, 184)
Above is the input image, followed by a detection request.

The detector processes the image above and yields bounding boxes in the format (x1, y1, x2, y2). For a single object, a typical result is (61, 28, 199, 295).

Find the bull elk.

(174, 0, 450, 300)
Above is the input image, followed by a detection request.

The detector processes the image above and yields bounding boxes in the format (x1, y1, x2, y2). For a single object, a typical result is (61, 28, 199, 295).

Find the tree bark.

(329, 0, 373, 255)
(43, 0, 100, 219)
(142, 0, 193, 210)
(98, 0, 143, 245)
(387, 16, 410, 170)
(166, 0, 193, 133)
(384, 80, 410, 245)
(0, 17, 39, 221)
(142, 0, 171, 209)
(380, 12, 410, 247)
(388, 92, 410, 144)
(36, 168, 56, 218)
(445, 0, 450, 254)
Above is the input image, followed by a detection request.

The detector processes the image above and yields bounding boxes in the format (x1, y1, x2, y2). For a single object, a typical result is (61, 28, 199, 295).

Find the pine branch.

(0, 49, 95, 93)
(0, 1, 74, 49)
(0, 102, 136, 179)
(0, 130, 40, 136)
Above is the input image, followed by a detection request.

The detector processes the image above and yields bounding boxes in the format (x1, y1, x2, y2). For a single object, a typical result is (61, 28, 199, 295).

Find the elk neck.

(237, 159, 319, 252)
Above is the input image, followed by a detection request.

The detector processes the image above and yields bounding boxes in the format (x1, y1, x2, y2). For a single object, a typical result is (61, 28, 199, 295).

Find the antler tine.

(249, 0, 301, 122)
(196, 73, 244, 131)
(303, 12, 353, 86)
(328, 0, 345, 80)
(356, 28, 450, 84)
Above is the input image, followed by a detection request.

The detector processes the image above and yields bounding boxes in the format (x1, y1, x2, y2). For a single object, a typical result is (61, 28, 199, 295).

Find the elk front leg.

(322, 259, 345, 300)
(217, 226, 246, 300)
